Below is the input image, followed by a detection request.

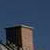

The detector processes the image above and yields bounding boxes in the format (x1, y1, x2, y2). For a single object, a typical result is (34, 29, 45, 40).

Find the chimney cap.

(5, 24, 34, 29)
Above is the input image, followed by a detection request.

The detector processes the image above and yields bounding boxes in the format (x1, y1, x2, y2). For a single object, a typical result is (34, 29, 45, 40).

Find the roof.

(0, 44, 7, 50)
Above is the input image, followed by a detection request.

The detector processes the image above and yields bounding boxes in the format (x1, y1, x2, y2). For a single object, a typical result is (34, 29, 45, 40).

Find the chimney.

(5, 24, 34, 50)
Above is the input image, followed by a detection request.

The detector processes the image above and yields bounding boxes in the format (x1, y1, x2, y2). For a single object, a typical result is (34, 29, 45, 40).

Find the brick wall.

(21, 27, 34, 50)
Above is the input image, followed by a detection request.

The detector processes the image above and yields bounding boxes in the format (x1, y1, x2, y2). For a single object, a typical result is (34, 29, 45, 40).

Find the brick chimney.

(5, 25, 34, 50)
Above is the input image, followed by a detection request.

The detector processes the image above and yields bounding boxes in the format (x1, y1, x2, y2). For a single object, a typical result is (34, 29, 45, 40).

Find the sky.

(0, 0, 50, 50)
